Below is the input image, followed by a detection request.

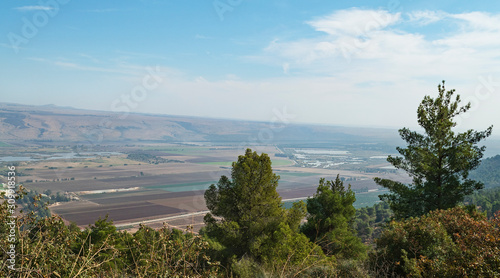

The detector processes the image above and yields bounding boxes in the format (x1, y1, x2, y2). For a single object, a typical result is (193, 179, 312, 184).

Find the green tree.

(464, 186, 500, 218)
(203, 149, 323, 266)
(375, 81, 493, 219)
(469, 154, 500, 189)
(302, 175, 366, 259)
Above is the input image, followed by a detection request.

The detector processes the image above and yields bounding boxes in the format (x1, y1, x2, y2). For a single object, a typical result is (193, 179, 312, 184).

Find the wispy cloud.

(307, 8, 401, 36)
(78, 53, 101, 63)
(450, 12, 500, 31)
(26, 57, 182, 81)
(27, 57, 133, 75)
(14, 5, 54, 11)
(254, 9, 500, 77)
(407, 10, 445, 25)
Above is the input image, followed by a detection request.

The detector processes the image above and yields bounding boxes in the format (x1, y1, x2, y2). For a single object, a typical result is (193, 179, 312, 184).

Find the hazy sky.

(1, 0, 500, 131)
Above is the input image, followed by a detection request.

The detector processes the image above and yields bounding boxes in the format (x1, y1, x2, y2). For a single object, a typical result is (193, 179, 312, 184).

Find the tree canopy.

(203, 149, 323, 266)
(302, 175, 366, 259)
(375, 81, 493, 219)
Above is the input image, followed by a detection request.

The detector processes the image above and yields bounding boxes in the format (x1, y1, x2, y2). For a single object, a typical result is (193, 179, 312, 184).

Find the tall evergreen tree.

(375, 81, 493, 219)
(302, 175, 366, 259)
(203, 149, 319, 264)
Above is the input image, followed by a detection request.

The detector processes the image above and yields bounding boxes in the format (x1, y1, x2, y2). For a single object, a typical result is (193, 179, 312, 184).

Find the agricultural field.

(281, 147, 400, 172)
(0, 141, 11, 147)
(1, 143, 410, 231)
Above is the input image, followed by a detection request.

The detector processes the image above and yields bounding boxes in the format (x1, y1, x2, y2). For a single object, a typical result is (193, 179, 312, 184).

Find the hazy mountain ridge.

(0, 102, 399, 145)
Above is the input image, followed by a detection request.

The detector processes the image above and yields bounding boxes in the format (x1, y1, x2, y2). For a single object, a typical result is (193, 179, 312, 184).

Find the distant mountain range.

(0, 102, 415, 146)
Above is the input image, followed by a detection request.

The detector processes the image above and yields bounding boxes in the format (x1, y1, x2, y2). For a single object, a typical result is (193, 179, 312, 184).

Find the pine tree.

(375, 81, 493, 219)
(203, 149, 320, 264)
(302, 175, 366, 259)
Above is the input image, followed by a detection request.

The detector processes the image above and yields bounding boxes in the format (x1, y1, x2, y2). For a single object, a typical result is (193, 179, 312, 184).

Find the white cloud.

(14, 6, 54, 11)
(258, 9, 500, 76)
(407, 10, 445, 25)
(450, 12, 500, 31)
(307, 8, 401, 37)
(241, 9, 500, 129)
(434, 31, 500, 48)
(432, 13, 500, 56)
(259, 9, 408, 67)
(31, 58, 126, 74)
(26, 57, 167, 77)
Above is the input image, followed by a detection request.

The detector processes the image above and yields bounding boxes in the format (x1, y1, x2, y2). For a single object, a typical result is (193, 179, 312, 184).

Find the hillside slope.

(0, 102, 399, 145)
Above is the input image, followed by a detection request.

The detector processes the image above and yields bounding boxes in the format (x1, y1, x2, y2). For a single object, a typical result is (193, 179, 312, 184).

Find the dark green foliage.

(17, 189, 70, 219)
(464, 186, 500, 218)
(375, 81, 493, 219)
(469, 154, 500, 188)
(204, 149, 283, 259)
(354, 202, 393, 244)
(203, 149, 326, 268)
(230, 256, 267, 278)
(302, 175, 366, 259)
(127, 152, 168, 164)
(126, 152, 183, 164)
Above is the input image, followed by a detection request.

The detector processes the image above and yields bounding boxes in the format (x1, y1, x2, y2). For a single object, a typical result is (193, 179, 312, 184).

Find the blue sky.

(1, 0, 500, 131)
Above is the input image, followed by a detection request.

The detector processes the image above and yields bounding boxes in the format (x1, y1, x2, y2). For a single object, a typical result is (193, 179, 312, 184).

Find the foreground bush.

(371, 206, 500, 277)
(0, 197, 219, 277)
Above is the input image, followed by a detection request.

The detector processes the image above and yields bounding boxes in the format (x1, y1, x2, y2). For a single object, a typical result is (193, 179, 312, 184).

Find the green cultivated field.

(142, 146, 211, 155)
(0, 141, 11, 147)
(8, 142, 398, 229)
(278, 172, 318, 177)
(353, 189, 389, 208)
(271, 160, 294, 166)
(282, 189, 388, 209)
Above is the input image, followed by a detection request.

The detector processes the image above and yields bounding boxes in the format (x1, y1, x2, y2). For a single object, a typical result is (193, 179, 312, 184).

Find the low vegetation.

(126, 152, 184, 164)
(0, 203, 220, 277)
(371, 207, 500, 277)
(16, 188, 71, 219)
